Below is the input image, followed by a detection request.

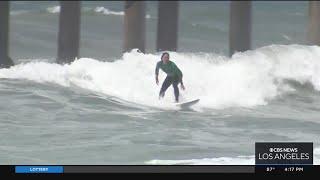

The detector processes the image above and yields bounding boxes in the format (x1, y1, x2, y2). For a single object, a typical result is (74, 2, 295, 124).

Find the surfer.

(155, 52, 185, 103)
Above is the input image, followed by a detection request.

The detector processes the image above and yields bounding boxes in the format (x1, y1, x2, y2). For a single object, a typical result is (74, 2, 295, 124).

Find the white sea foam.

(94, 6, 124, 16)
(1, 45, 320, 109)
(94, 6, 151, 18)
(46, 6, 60, 13)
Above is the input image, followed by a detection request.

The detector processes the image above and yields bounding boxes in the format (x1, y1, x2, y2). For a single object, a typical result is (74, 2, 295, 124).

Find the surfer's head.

(161, 52, 170, 64)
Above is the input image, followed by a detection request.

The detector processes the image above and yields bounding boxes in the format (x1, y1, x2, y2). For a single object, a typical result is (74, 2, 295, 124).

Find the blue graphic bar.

(15, 166, 63, 173)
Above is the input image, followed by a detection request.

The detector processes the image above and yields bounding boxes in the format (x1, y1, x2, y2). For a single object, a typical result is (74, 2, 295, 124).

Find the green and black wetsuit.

(155, 60, 183, 102)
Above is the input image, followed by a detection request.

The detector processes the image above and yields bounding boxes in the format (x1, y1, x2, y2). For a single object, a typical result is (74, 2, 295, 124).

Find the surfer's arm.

(173, 63, 183, 85)
(180, 77, 184, 85)
(180, 77, 185, 90)
(172, 62, 185, 89)
(155, 62, 160, 84)
(155, 62, 161, 76)
(178, 70, 183, 85)
(179, 74, 185, 89)
(178, 72, 183, 85)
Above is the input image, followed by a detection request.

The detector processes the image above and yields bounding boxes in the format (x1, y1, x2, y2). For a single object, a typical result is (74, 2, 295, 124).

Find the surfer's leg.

(159, 76, 172, 99)
(172, 81, 179, 102)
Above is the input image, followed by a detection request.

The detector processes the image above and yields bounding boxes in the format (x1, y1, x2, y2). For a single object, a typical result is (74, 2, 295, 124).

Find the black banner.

(0, 165, 319, 177)
(255, 142, 313, 165)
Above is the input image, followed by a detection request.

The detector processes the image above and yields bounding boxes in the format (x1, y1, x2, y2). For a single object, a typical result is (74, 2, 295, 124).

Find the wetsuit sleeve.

(155, 61, 160, 76)
(173, 62, 183, 83)
(178, 68, 183, 84)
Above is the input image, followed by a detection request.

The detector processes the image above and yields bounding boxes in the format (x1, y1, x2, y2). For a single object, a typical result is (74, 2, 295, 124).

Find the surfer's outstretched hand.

(181, 84, 185, 90)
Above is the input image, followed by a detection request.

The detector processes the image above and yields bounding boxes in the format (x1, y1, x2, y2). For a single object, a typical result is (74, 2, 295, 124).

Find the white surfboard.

(176, 98, 200, 108)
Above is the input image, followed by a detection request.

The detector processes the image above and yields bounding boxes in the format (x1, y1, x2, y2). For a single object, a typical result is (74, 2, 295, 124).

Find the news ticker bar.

(0, 165, 318, 174)
(10, 165, 254, 173)
(1, 142, 316, 174)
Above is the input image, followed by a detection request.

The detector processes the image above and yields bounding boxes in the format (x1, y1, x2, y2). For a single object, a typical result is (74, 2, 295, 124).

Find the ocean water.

(1, 1, 320, 165)
(9, 1, 308, 60)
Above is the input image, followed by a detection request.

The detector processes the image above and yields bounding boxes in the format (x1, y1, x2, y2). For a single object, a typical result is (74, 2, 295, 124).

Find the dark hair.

(161, 52, 169, 60)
